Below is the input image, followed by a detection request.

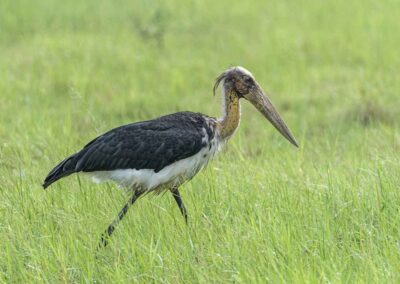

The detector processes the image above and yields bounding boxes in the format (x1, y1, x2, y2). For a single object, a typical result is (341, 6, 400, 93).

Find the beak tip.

(289, 137, 299, 148)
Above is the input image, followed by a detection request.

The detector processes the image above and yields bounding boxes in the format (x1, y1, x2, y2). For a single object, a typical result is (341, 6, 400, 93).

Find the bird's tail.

(43, 155, 78, 189)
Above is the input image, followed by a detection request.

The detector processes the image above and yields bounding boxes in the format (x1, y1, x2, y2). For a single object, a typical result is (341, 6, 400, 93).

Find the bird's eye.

(244, 76, 253, 84)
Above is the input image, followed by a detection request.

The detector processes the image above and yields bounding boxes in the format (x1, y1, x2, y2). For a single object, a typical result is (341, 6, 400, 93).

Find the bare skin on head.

(214, 66, 298, 147)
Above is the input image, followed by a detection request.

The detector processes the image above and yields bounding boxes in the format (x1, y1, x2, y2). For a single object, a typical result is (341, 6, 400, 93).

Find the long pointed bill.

(246, 88, 299, 147)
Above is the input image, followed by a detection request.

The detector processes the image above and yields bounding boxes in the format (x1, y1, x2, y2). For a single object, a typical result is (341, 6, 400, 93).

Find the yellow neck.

(217, 90, 241, 140)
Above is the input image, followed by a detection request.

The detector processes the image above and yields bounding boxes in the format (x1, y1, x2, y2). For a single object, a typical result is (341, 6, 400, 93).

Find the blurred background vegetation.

(0, 0, 399, 282)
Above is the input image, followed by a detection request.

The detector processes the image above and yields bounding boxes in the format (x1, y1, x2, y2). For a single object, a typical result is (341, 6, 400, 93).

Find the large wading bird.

(43, 66, 298, 247)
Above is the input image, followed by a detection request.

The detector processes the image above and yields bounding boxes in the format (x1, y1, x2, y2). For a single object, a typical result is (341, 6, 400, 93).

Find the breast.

(88, 135, 221, 193)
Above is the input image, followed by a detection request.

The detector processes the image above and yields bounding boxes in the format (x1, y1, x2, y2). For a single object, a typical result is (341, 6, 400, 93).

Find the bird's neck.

(217, 89, 241, 140)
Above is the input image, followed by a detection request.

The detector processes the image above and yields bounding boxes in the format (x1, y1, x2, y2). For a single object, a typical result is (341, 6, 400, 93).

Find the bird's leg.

(99, 191, 142, 248)
(171, 187, 188, 223)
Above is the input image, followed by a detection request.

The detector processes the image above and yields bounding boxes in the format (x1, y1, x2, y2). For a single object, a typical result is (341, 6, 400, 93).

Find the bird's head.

(213, 66, 298, 147)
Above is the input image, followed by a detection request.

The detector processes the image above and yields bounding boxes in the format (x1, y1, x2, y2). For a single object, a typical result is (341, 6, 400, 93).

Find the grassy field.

(1, 0, 400, 282)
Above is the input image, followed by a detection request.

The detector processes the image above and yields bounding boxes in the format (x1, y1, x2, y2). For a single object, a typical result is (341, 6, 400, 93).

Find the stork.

(43, 66, 298, 247)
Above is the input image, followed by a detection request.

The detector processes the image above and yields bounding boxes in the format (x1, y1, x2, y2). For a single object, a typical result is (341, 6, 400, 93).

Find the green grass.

(1, 0, 400, 282)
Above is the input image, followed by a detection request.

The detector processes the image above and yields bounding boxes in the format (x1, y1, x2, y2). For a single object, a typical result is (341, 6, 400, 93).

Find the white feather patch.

(87, 135, 221, 192)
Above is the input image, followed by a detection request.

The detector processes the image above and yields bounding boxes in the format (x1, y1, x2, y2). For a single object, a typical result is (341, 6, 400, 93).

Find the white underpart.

(88, 128, 222, 192)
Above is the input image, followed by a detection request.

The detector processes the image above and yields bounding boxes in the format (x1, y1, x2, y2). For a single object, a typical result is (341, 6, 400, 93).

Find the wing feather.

(43, 112, 215, 188)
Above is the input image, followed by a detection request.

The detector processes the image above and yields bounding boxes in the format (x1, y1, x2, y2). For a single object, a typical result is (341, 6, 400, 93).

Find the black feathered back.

(43, 112, 215, 189)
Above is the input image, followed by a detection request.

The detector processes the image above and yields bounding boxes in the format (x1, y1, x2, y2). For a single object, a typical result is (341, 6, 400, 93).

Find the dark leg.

(99, 191, 142, 248)
(171, 188, 188, 223)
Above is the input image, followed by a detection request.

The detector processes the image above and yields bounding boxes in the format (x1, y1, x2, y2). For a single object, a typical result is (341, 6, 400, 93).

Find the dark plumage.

(43, 111, 214, 189)
(43, 66, 298, 248)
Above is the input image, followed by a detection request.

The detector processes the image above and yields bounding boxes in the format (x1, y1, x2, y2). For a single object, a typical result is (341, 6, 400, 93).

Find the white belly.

(87, 139, 220, 193)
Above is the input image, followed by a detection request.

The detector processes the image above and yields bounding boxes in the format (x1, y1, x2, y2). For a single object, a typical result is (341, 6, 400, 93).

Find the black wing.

(43, 111, 214, 188)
